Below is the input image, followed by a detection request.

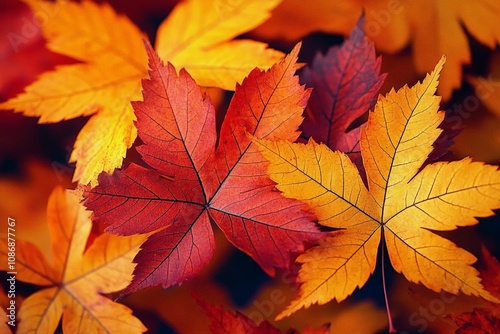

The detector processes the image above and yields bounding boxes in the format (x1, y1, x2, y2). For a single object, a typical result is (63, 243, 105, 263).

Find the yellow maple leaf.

(155, 0, 284, 89)
(362, 0, 500, 100)
(252, 0, 500, 100)
(155, 0, 283, 90)
(0, 0, 148, 187)
(254, 56, 500, 319)
(251, 0, 362, 42)
(0, 0, 284, 186)
(0, 187, 147, 333)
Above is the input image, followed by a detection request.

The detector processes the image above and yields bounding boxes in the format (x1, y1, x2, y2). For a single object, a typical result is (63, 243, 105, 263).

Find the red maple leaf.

(299, 16, 386, 170)
(84, 42, 323, 294)
(446, 247, 500, 333)
(299, 16, 456, 175)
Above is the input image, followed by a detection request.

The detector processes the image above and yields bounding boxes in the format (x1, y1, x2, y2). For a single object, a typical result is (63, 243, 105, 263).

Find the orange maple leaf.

(252, 0, 500, 100)
(0, 0, 284, 186)
(0, 187, 147, 333)
(362, 0, 500, 100)
(0, 0, 148, 187)
(254, 56, 500, 320)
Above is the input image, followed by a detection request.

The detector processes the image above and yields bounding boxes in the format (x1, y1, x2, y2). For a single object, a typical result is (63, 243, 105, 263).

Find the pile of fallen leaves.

(1, 0, 500, 333)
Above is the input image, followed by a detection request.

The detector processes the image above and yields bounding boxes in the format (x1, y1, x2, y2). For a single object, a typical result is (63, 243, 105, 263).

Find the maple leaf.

(449, 308, 500, 334)
(253, 0, 500, 100)
(361, 0, 500, 101)
(196, 295, 330, 334)
(0, 0, 284, 186)
(299, 16, 386, 170)
(0, 187, 147, 333)
(254, 56, 500, 319)
(156, 0, 284, 89)
(250, 0, 361, 42)
(84, 43, 323, 294)
(0, 0, 148, 186)
(446, 247, 500, 334)
(0, 0, 72, 100)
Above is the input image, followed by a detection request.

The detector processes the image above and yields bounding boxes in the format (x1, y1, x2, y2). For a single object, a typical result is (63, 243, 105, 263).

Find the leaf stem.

(381, 232, 396, 333)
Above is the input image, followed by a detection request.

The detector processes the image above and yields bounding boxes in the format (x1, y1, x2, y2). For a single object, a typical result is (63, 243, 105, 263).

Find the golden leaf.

(254, 56, 500, 318)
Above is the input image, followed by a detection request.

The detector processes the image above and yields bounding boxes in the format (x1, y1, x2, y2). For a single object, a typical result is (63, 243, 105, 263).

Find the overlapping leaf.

(0, 0, 148, 186)
(253, 0, 500, 100)
(364, 0, 500, 100)
(156, 0, 284, 89)
(0, 187, 147, 333)
(376, 0, 500, 100)
(300, 16, 385, 169)
(84, 43, 323, 294)
(447, 247, 500, 333)
(254, 56, 500, 319)
(0, 0, 284, 186)
(250, 0, 361, 42)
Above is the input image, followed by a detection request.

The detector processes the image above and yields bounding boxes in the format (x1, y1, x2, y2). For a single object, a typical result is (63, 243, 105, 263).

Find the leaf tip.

(434, 54, 447, 77)
(275, 298, 304, 321)
(290, 41, 302, 57)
